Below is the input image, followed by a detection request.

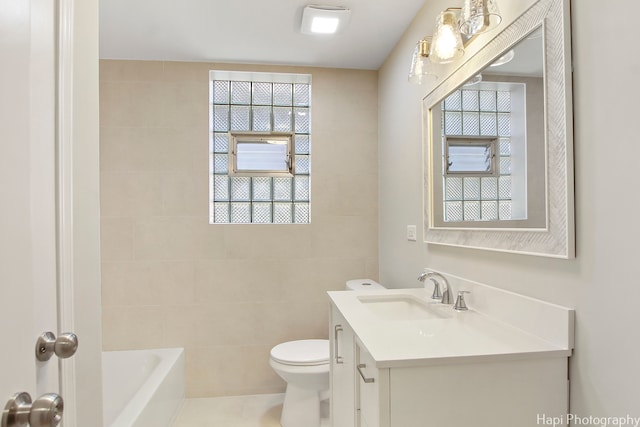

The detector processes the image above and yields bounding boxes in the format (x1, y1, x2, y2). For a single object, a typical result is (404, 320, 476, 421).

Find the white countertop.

(328, 287, 573, 368)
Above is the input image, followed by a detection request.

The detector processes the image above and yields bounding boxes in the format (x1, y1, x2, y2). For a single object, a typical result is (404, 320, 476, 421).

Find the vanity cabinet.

(353, 341, 568, 427)
(330, 299, 570, 427)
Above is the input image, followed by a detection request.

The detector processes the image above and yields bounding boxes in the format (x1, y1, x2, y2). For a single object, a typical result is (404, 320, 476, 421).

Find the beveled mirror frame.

(423, 0, 574, 258)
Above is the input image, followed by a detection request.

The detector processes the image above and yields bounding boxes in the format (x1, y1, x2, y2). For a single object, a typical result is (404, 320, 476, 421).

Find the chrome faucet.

(417, 271, 453, 304)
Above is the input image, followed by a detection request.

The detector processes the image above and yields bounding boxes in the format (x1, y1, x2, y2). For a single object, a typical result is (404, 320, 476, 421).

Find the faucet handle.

(454, 291, 471, 311)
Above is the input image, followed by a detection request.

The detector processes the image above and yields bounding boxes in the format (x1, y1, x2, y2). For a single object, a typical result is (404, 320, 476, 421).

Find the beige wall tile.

(161, 304, 207, 348)
(365, 257, 380, 282)
(139, 127, 207, 173)
(100, 60, 378, 397)
(100, 217, 133, 261)
(100, 60, 165, 82)
(197, 302, 268, 346)
(101, 260, 197, 306)
(100, 81, 165, 127)
(100, 172, 164, 218)
(162, 61, 211, 83)
(222, 225, 313, 260)
(159, 82, 208, 128)
(102, 306, 165, 350)
(185, 346, 284, 397)
(312, 129, 378, 176)
(100, 124, 207, 175)
(161, 173, 209, 217)
(133, 217, 225, 260)
(312, 172, 379, 217)
(278, 258, 366, 301)
(100, 127, 148, 172)
(310, 216, 378, 259)
(194, 259, 284, 303)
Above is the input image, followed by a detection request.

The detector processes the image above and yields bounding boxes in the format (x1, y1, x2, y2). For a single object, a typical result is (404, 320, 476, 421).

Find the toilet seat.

(270, 339, 329, 366)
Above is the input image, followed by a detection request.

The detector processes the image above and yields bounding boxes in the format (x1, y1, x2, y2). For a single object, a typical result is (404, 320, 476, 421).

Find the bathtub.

(102, 348, 185, 427)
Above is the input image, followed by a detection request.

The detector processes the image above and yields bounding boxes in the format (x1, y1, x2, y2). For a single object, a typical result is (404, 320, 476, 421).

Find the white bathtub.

(102, 348, 185, 427)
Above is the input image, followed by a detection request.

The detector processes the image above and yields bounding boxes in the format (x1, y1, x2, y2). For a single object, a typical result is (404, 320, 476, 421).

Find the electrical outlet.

(407, 225, 417, 241)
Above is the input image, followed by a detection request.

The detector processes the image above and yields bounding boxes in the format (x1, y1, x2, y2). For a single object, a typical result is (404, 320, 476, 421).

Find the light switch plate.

(407, 225, 417, 241)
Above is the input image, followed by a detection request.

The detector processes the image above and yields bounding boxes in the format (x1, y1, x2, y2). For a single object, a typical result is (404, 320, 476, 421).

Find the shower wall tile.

(102, 306, 166, 349)
(100, 217, 133, 261)
(185, 345, 283, 397)
(313, 129, 378, 175)
(194, 259, 285, 303)
(310, 215, 378, 259)
(312, 172, 379, 217)
(161, 173, 209, 217)
(99, 60, 165, 82)
(99, 60, 378, 397)
(277, 258, 366, 301)
(101, 261, 196, 307)
(221, 225, 313, 260)
(99, 81, 165, 127)
(100, 172, 164, 218)
(100, 126, 203, 173)
(132, 217, 225, 260)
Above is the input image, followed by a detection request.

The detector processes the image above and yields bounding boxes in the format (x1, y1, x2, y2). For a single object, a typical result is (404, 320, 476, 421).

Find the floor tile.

(172, 394, 330, 427)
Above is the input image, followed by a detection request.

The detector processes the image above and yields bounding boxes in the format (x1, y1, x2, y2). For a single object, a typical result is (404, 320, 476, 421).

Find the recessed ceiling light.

(300, 5, 351, 35)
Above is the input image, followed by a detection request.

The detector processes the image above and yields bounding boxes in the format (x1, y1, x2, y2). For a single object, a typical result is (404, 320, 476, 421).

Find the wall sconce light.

(407, 0, 502, 83)
(460, 0, 502, 36)
(408, 37, 438, 84)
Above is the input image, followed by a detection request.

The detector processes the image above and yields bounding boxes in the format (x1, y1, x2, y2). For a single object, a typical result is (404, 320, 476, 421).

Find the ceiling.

(99, 0, 427, 70)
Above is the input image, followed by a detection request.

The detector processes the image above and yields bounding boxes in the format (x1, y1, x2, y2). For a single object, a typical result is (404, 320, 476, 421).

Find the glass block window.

(441, 87, 512, 222)
(209, 71, 311, 224)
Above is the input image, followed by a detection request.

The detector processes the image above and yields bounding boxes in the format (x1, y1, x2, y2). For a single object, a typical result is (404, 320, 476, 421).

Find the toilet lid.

(270, 339, 329, 366)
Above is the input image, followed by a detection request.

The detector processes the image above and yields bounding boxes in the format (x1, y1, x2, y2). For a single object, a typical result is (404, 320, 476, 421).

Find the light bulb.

(429, 10, 464, 64)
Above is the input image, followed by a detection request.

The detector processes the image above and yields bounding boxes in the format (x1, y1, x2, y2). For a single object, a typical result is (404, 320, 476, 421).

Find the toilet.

(269, 279, 385, 427)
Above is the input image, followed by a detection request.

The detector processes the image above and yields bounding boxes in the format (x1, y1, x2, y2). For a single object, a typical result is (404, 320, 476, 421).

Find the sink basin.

(357, 294, 451, 321)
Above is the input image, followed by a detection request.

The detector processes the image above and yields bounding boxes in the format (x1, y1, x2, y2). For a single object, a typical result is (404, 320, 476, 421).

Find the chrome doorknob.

(35, 332, 78, 361)
(29, 394, 63, 427)
(1, 392, 63, 427)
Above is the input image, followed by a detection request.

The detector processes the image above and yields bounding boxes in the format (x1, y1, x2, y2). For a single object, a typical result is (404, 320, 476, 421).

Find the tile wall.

(99, 60, 379, 397)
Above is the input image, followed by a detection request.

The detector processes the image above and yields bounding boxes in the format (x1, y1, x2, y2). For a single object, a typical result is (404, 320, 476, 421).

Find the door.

(0, 1, 103, 425)
(0, 0, 60, 401)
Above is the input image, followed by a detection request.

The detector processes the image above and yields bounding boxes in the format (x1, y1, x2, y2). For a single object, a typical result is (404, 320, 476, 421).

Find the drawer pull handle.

(334, 325, 344, 364)
(357, 364, 375, 383)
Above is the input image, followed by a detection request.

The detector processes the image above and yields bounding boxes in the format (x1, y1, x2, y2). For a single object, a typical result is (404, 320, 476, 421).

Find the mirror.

(430, 30, 545, 228)
(423, 0, 574, 258)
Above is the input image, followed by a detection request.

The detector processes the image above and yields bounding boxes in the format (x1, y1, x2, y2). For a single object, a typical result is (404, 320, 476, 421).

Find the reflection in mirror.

(445, 136, 497, 175)
(430, 26, 545, 228)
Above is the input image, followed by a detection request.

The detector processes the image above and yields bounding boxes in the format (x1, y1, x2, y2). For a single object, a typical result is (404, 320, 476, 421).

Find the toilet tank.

(345, 279, 385, 291)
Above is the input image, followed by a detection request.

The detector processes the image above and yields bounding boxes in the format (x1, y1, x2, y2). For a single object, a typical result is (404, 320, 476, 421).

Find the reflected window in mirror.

(439, 82, 528, 222)
(428, 26, 547, 230)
